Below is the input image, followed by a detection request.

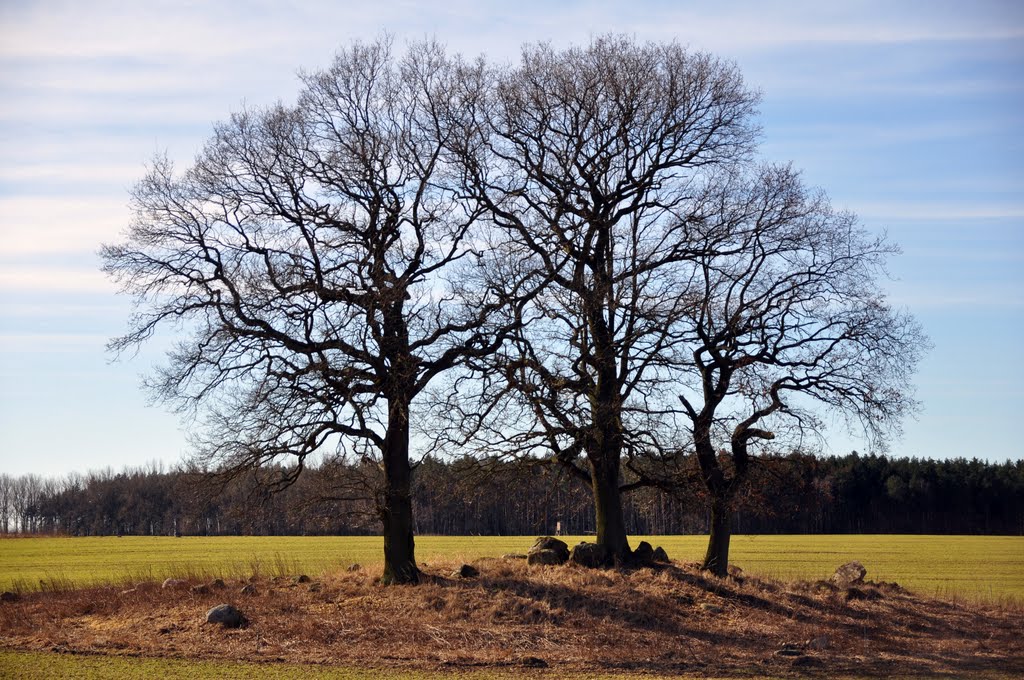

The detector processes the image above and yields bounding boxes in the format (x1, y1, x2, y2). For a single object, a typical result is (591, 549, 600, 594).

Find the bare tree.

(675, 163, 927, 575)
(0, 474, 12, 533)
(449, 36, 760, 563)
(102, 39, 512, 584)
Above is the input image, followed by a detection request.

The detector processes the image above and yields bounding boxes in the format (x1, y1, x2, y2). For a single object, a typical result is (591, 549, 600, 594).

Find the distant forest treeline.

(2, 452, 1022, 537)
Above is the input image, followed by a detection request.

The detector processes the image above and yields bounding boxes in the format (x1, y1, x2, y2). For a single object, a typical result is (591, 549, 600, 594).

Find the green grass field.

(1, 534, 1021, 601)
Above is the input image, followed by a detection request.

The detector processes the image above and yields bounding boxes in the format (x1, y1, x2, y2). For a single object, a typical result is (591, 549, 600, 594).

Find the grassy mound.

(1, 557, 1021, 677)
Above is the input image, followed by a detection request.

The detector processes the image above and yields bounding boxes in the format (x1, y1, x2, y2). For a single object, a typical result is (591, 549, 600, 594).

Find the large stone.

(205, 603, 245, 628)
(527, 548, 564, 566)
(632, 541, 654, 564)
(568, 541, 609, 568)
(528, 536, 569, 563)
(830, 561, 867, 587)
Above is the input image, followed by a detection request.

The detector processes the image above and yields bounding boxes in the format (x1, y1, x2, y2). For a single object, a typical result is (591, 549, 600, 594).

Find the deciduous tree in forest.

(448, 36, 760, 563)
(102, 39, 517, 584)
(675, 163, 926, 575)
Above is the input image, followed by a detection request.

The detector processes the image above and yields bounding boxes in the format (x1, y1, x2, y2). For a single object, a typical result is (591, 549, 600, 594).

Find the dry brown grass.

(1, 557, 1021, 677)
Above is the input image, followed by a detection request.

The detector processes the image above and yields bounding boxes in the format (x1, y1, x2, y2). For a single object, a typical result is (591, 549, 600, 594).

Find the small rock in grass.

(830, 561, 867, 587)
(294, 574, 311, 584)
(502, 553, 528, 560)
(190, 584, 211, 595)
(520, 656, 548, 668)
(806, 635, 830, 650)
(206, 603, 245, 628)
(346, 563, 361, 572)
(454, 564, 479, 578)
(161, 578, 187, 589)
(0, 591, 19, 603)
(775, 644, 803, 658)
(240, 583, 257, 596)
(308, 582, 322, 593)
(699, 603, 724, 614)
(210, 579, 226, 589)
(652, 546, 670, 563)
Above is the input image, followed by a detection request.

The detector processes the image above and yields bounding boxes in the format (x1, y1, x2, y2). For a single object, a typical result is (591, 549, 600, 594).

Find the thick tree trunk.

(590, 454, 630, 561)
(702, 497, 732, 577)
(380, 397, 419, 585)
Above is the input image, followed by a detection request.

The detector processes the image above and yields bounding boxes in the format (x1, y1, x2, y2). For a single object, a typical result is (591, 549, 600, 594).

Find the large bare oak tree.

(450, 37, 760, 562)
(102, 39, 512, 584)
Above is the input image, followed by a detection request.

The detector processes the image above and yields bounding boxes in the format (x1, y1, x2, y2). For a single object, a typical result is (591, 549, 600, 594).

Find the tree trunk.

(590, 454, 631, 561)
(380, 396, 419, 585)
(702, 497, 732, 577)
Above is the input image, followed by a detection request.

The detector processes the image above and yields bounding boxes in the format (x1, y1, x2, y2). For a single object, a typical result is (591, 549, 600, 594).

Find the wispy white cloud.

(852, 202, 1024, 221)
(0, 333, 107, 352)
(0, 266, 113, 293)
(0, 196, 128, 256)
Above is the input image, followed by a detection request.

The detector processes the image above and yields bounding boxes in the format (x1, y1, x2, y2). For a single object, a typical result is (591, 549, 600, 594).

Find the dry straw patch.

(0, 557, 1021, 677)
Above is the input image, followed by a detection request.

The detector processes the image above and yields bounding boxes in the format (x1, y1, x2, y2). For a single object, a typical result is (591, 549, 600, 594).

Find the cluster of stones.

(523, 536, 671, 568)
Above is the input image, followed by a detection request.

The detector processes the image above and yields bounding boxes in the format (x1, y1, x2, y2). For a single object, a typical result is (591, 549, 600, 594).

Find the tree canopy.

(103, 35, 926, 580)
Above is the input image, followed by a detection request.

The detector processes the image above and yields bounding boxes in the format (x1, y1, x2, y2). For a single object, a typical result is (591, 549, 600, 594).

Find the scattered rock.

(775, 644, 804, 658)
(830, 561, 867, 587)
(346, 563, 361, 572)
(210, 579, 226, 590)
(806, 635, 830, 651)
(502, 553, 528, 560)
(294, 574, 311, 584)
(845, 586, 881, 601)
(0, 591, 19, 603)
(240, 584, 258, 596)
(205, 603, 245, 628)
(161, 578, 187, 590)
(727, 565, 744, 578)
(308, 582, 322, 593)
(528, 536, 569, 564)
(699, 602, 724, 614)
(520, 656, 548, 668)
(652, 546, 670, 563)
(190, 584, 211, 595)
(527, 549, 564, 566)
(454, 564, 479, 578)
(632, 541, 654, 564)
(875, 580, 909, 596)
(569, 541, 609, 569)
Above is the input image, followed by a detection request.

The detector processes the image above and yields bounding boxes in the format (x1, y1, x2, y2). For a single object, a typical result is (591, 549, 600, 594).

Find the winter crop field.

(1, 534, 1021, 602)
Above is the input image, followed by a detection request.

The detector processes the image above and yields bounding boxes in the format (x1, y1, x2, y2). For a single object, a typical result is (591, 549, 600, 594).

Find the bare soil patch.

(0, 558, 1020, 676)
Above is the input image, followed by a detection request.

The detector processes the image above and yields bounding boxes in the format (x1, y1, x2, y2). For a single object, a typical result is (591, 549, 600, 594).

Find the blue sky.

(0, 0, 1021, 477)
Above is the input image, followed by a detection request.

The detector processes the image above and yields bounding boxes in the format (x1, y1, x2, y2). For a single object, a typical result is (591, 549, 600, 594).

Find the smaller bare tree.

(675, 163, 927, 575)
